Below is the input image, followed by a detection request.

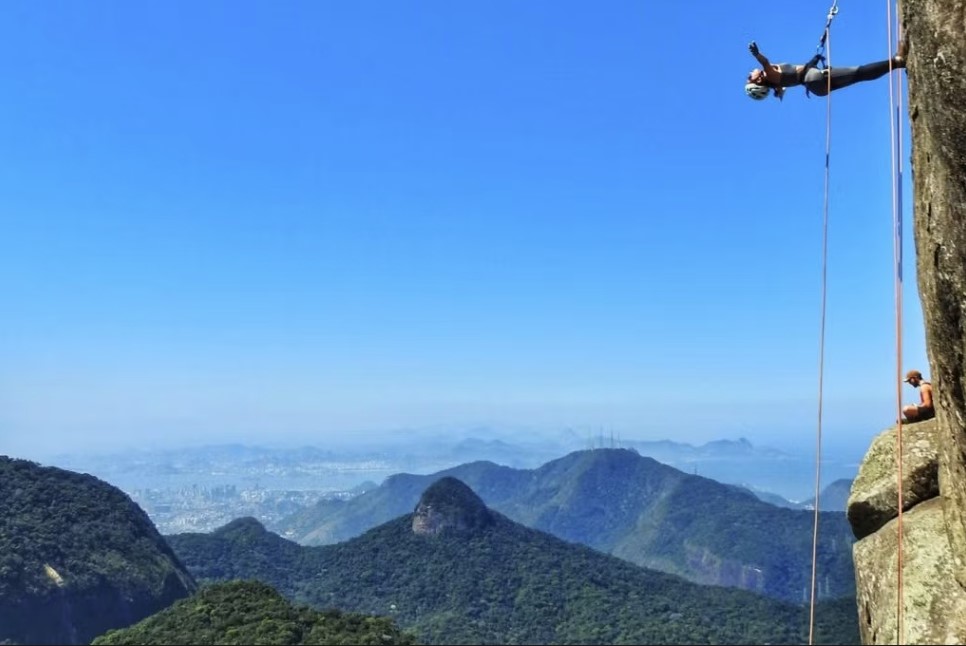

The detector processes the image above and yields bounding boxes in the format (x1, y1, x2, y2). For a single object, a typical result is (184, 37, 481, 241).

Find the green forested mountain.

(277, 460, 528, 544)
(0, 456, 196, 645)
(275, 448, 854, 602)
(92, 580, 415, 645)
(170, 477, 859, 645)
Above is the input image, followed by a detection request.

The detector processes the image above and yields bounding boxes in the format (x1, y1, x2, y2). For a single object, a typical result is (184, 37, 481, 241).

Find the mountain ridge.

(275, 448, 855, 603)
(169, 479, 858, 644)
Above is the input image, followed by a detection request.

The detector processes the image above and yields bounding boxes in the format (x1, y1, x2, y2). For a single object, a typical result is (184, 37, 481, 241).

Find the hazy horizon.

(6, 402, 881, 466)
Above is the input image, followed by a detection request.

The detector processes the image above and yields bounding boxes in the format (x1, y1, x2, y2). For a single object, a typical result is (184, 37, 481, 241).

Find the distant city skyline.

(2, 1, 924, 464)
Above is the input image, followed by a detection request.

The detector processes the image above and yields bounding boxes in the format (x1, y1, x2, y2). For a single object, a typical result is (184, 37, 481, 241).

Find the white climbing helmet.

(745, 82, 770, 100)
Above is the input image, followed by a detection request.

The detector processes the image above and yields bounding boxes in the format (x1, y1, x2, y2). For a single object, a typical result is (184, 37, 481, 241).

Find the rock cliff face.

(905, 0, 966, 590)
(847, 421, 966, 643)
(848, 1, 966, 643)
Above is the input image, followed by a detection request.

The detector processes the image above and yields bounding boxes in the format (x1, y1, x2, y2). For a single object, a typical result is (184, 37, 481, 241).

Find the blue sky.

(1, 0, 923, 461)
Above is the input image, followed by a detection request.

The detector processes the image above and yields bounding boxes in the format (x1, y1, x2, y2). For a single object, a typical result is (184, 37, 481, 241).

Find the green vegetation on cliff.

(0, 456, 196, 645)
(92, 580, 415, 645)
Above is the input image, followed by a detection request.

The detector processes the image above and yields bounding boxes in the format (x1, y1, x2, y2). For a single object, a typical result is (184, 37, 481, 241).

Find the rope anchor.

(816, 0, 840, 55)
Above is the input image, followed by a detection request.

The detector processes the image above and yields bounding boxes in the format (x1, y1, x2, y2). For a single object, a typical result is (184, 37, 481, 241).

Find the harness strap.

(805, 1, 839, 98)
(802, 53, 827, 98)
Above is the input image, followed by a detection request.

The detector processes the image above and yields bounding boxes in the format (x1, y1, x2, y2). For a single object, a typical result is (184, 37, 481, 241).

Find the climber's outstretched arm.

(748, 41, 783, 85)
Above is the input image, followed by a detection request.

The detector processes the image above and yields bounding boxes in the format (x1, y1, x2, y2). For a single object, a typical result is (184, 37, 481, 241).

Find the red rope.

(887, 0, 905, 642)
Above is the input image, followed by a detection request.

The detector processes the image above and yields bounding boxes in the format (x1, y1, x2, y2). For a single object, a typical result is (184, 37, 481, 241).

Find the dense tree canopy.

(0, 456, 195, 645)
(92, 580, 415, 645)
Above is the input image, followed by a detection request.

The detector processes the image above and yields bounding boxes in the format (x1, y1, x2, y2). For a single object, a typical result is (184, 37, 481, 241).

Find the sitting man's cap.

(904, 370, 923, 383)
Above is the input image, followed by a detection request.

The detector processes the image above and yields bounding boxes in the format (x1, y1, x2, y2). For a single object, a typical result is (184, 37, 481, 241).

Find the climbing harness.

(803, 0, 839, 97)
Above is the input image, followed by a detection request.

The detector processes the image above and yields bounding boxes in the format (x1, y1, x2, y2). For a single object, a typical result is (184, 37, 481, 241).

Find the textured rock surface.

(850, 2, 966, 643)
(411, 476, 494, 536)
(903, 0, 966, 590)
(853, 497, 966, 645)
(847, 419, 940, 540)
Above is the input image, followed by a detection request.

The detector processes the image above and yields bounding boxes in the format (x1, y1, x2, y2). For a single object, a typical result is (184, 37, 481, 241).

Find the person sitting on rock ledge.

(901, 370, 935, 423)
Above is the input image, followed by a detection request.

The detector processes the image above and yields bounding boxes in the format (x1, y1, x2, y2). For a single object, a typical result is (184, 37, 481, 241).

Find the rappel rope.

(806, 2, 909, 642)
(808, 3, 838, 644)
(886, 0, 906, 641)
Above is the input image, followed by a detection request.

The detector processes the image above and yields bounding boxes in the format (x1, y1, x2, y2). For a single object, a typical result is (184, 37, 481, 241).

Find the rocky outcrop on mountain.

(411, 476, 494, 536)
(0, 456, 196, 645)
(847, 417, 966, 644)
(853, 497, 966, 644)
(848, 4, 966, 640)
(847, 420, 940, 540)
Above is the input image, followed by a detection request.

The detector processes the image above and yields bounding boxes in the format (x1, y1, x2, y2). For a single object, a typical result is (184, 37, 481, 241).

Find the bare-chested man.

(902, 370, 935, 423)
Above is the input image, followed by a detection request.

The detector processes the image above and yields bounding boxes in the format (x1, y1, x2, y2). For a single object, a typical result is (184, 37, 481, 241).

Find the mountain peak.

(213, 516, 268, 537)
(412, 477, 493, 536)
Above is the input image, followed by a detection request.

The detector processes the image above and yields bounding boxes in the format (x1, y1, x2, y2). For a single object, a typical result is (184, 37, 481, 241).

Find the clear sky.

(1, 0, 925, 461)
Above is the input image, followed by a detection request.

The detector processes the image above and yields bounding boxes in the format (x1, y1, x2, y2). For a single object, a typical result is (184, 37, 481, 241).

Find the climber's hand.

(749, 41, 760, 57)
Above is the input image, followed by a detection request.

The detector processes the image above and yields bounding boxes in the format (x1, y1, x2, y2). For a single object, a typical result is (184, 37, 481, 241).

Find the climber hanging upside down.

(744, 38, 908, 100)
